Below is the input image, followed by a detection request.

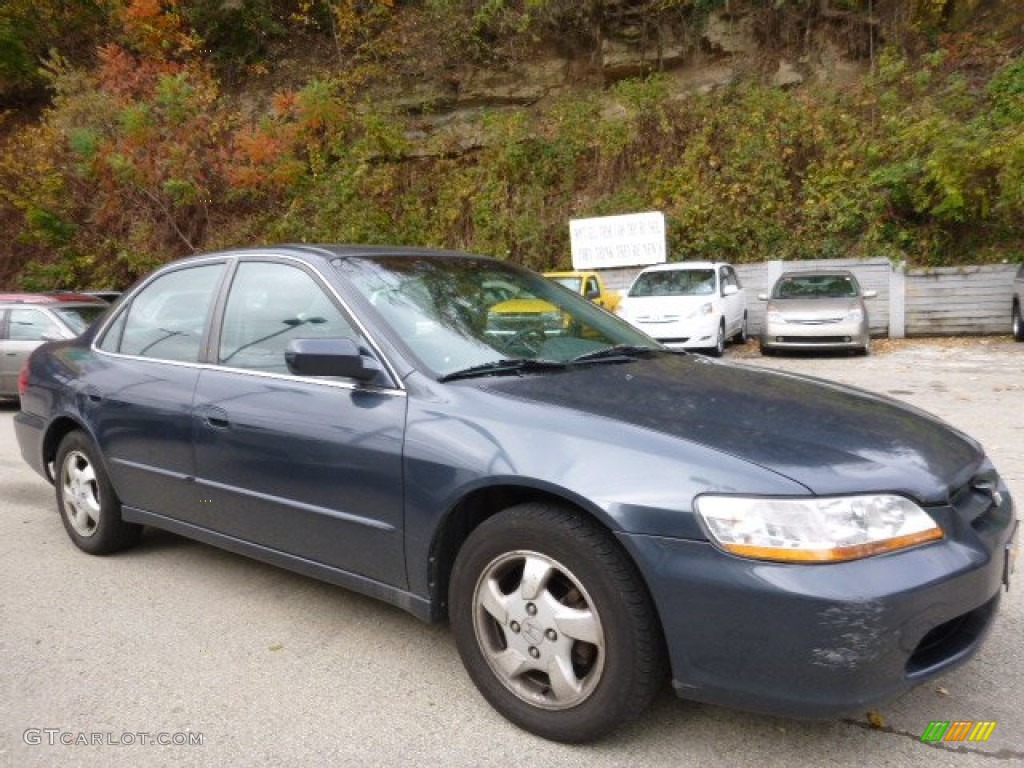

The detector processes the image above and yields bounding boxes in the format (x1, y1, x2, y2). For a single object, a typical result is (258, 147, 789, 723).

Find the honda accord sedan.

(14, 245, 1017, 743)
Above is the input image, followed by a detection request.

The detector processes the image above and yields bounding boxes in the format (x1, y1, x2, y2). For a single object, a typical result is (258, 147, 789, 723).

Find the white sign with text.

(569, 211, 667, 270)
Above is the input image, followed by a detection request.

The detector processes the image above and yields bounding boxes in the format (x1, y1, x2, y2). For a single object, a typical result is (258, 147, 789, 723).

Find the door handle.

(199, 405, 230, 429)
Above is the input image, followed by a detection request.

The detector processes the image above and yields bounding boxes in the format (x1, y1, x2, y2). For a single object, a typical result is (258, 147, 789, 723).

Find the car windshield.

(773, 274, 860, 300)
(628, 269, 715, 297)
(53, 305, 108, 335)
(334, 254, 661, 377)
(550, 276, 581, 292)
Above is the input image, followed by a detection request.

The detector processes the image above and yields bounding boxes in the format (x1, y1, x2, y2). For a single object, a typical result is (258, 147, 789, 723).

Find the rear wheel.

(1014, 302, 1023, 341)
(55, 431, 141, 555)
(449, 503, 666, 743)
(734, 312, 748, 344)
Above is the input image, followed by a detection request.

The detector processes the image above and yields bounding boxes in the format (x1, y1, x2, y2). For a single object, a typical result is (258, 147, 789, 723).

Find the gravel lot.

(1, 337, 1021, 767)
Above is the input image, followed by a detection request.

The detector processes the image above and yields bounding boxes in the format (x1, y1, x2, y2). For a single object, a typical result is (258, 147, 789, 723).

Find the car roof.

(636, 261, 729, 273)
(0, 292, 108, 305)
(158, 244, 498, 271)
(777, 269, 856, 279)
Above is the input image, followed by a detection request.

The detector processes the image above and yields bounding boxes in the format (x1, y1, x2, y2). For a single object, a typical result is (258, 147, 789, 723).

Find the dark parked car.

(1013, 264, 1023, 342)
(15, 245, 1018, 743)
(0, 292, 109, 399)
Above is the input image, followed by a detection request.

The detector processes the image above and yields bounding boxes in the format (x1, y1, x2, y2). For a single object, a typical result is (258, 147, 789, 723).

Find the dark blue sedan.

(14, 245, 1018, 743)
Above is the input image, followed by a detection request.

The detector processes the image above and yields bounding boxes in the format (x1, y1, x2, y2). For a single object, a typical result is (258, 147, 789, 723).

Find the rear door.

(90, 261, 227, 518)
(191, 258, 408, 586)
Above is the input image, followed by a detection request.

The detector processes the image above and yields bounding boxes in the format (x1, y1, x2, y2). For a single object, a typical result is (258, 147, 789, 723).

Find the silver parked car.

(759, 270, 875, 356)
(1013, 264, 1023, 342)
(0, 293, 109, 398)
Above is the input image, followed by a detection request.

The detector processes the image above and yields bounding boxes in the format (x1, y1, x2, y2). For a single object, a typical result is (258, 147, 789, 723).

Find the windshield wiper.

(569, 345, 663, 364)
(438, 358, 567, 383)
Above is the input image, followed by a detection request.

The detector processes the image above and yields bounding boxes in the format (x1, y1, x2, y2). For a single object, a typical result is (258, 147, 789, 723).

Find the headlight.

(689, 302, 714, 319)
(845, 307, 864, 323)
(765, 305, 784, 324)
(695, 494, 943, 562)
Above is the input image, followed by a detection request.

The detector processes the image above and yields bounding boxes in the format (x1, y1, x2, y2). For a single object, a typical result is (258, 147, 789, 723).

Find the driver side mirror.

(285, 338, 383, 382)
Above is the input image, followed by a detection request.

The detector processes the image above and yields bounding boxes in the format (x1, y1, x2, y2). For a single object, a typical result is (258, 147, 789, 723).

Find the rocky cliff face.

(375, 3, 876, 156)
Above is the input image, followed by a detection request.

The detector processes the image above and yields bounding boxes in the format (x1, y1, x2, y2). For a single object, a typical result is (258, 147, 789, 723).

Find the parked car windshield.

(334, 254, 660, 377)
(629, 269, 716, 297)
(52, 305, 108, 335)
(773, 274, 860, 300)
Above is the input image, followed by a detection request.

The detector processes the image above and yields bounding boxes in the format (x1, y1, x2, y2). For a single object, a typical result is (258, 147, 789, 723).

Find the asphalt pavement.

(1, 337, 1021, 767)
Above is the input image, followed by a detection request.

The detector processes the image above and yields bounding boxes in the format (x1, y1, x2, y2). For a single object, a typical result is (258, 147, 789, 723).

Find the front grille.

(776, 336, 851, 344)
(948, 472, 1009, 532)
(657, 337, 690, 343)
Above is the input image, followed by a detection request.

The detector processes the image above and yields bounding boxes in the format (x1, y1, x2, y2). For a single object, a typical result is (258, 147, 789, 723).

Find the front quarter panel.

(401, 375, 809, 597)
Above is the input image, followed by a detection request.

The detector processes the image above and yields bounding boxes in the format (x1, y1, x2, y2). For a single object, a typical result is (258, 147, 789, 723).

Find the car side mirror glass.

(723, 284, 739, 296)
(285, 338, 383, 382)
(862, 290, 878, 299)
(757, 293, 769, 301)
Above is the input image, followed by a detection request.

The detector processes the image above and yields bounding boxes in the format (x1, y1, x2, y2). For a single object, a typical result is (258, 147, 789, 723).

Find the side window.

(102, 263, 224, 362)
(728, 267, 742, 289)
(8, 309, 62, 341)
(218, 261, 359, 374)
(584, 276, 598, 297)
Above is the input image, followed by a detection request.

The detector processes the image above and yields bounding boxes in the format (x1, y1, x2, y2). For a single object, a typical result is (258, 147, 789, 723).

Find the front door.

(192, 259, 407, 587)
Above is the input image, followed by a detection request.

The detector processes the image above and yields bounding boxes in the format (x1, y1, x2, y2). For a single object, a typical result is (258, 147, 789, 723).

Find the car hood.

(490, 297, 558, 314)
(479, 354, 982, 504)
(767, 297, 860, 320)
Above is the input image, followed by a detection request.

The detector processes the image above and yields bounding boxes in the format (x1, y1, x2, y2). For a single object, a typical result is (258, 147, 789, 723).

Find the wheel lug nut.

(510, 621, 520, 633)
(528, 647, 540, 659)
(526, 603, 537, 616)
(545, 629, 557, 641)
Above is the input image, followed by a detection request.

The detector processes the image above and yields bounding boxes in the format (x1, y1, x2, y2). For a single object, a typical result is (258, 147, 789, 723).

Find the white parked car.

(616, 262, 747, 356)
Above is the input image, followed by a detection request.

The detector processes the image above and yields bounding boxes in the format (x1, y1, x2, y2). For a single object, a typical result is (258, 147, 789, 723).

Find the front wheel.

(1014, 302, 1023, 342)
(449, 503, 666, 743)
(707, 321, 726, 357)
(55, 431, 141, 555)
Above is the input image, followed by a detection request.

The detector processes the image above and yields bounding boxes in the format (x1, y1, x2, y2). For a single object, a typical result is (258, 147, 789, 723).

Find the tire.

(449, 503, 666, 743)
(734, 312, 748, 344)
(857, 335, 871, 356)
(55, 431, 141, 555)
(708, 321, 726, 357)
(1014, 302, 1024, 342)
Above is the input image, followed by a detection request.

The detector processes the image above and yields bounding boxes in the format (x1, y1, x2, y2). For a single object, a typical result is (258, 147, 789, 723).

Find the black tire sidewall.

(55, 431, 139, 555)
(450, 504, 663, 743)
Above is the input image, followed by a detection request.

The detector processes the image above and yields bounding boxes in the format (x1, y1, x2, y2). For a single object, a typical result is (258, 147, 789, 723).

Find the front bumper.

(760, 318, 869, 351)
(618, 486, 1016, 717)
(631, 315, 719, 350)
